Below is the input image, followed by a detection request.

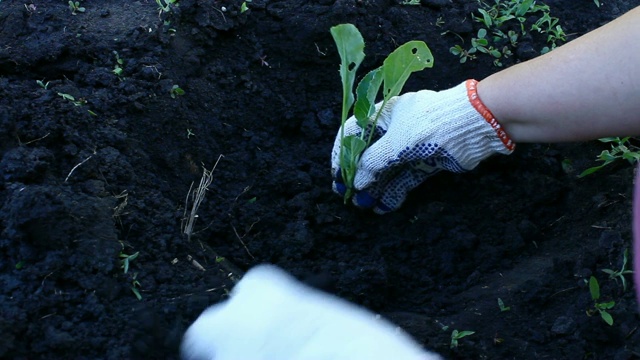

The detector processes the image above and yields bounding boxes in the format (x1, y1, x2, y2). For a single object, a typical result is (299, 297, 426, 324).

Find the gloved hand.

(331, 79, 515, 214)
(181, 264, 441, 360)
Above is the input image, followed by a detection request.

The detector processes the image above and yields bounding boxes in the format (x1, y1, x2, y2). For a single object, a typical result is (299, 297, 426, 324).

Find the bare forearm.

(477, 5, 640, 143)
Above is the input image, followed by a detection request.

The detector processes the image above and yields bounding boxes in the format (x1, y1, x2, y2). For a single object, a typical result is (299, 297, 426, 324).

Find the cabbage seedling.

(330, 24, 433, 201)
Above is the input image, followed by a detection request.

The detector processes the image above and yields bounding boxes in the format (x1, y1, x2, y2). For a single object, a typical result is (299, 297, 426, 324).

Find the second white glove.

(181, 264, 442, 360)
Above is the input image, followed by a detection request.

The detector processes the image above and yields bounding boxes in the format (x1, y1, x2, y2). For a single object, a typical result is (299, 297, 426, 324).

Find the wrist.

(466, 79, 515, 152)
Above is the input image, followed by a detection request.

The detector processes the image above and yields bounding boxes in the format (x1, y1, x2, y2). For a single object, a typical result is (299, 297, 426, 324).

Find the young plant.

(112, 51, 124, 78)
(450, 329, 475, 349)
(36, 79, 50, 89)
(459, 0, 563, 65)
(497, 297, 511, 312)
(130, 272, 142, 300)
(156, 0, 178, 16)
(58, 92, 87, 106)
(170, 84, 185, 98)
(579, 137, 640, 177)
(119, 251, 139, 274)
(450, 44, 477, 63)
(68, 1, 85, 15)
(240, 0, 251, 13)
(330, 23, 433, 201)
(602, 248, 634, 291)
(587, 276, 615, 326)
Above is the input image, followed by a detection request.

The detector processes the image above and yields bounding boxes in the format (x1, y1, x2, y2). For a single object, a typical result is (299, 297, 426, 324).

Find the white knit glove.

(181, 265, 442, 360)
(331, 80, 514, 214)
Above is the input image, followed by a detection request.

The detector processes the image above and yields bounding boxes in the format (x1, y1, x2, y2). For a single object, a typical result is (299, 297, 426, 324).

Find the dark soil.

(1, 0, 639, 359)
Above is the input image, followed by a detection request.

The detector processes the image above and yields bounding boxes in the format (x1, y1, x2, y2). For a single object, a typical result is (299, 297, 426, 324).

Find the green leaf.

(340, 135, 367, 200)
(600, 301, 615, 310)
(131, 286, 142, 300)
(381, 41, 433, 99)
(489, 49, 501, 58)
(477, 9, 493, 26)
(354, 68, 383, 129)
(455, 330, 475, 338)
(578, 165, 606, 178)
(342, 136, 367, 164)
(515, 0, 534, 17)
(589, 276, 600, 300)
(598, 137, 622, 143)
(330, 24, 366, 121)
(600, 311, 613, 325)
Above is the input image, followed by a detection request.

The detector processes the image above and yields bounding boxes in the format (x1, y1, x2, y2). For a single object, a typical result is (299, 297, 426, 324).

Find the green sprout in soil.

(119, 251, 139, 274)
(401, 0, 421, 5)
(119, 248, 142, 300)
(112, 51, 124, 79)
(330, 23, 433, 202)
(587, 276, 615, 326)
(602, 248, 634, 292)
(130, 272, 142, 300)
(170, 84, 185, 98)
(58, 92, 87, 106)
(452, 0, 565, 66)
(68, 1, 85, 15)
(36, 79, 50, 89)
(450, 329, 475, 349)
(240, 0, 251, 13)
(498, 297, 511, 312)
(156, 0, 178, 16)
(578, 137, 640, 177)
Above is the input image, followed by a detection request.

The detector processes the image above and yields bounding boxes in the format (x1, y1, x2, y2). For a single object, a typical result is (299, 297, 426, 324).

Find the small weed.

(119, 251, 139, 274)
(119, 245, 142, 300)
(112, 51, 124, 78)
(498, 298, 511, 312)
(170, 85, 185, 98)
(579, 137, 640, 177)
(587, 276, 615, 326)
(240, 0, 251, 13)
(452, 28, 504, 65)
(454, 0, 563, 66)
(450, 329, 475, 349)
(68, 1, 85, 15)
(130, 272, 142, 300)
(58, 92, 87, 106)
(602, 248, 634, 292)
(401, 0, 421, 5)
(450, 44, 477, 63)
(156, 0, 178, 17)
(36, 79, 50, 89)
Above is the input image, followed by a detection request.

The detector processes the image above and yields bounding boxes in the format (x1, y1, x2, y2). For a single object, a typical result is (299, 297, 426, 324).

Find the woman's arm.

(478, 6, 640, 143)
